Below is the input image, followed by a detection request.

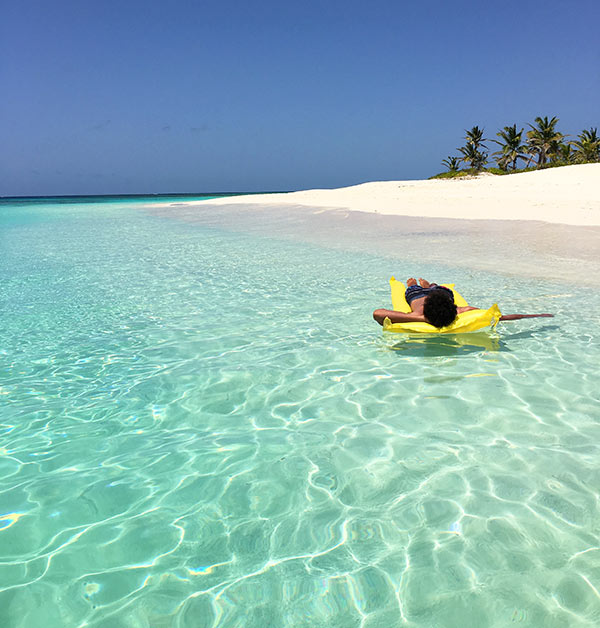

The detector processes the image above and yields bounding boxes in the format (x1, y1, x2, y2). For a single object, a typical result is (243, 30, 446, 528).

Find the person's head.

(423, 289, 457, 328)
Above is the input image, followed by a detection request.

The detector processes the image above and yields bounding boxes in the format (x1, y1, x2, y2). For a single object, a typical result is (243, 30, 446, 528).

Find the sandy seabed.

(148, 164, 600, 286)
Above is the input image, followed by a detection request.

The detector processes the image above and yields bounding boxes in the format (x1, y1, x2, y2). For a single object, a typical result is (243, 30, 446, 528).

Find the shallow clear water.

(1, 198, 599, 627)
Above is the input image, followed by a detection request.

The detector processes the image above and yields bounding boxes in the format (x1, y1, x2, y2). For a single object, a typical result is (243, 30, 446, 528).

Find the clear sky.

(2, 0, 599, 196)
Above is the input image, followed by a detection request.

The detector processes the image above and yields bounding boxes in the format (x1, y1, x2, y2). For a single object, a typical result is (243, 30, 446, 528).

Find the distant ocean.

(0, 192, 251, 205)
(1, 194, 599, 627)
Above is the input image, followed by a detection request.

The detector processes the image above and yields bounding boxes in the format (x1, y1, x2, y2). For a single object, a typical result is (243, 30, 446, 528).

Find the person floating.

(373, 277, 554, 329)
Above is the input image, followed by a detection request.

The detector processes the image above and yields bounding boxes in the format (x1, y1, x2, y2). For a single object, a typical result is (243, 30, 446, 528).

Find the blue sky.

(2, 0, 599, 195)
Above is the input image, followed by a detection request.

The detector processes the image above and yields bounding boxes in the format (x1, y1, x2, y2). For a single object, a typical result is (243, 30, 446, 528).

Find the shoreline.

(169, 163, 600, 227)
(145, 163, 600, 286)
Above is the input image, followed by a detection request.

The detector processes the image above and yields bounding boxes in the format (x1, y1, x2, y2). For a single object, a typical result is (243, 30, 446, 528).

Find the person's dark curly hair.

(423, 289, 457, 328)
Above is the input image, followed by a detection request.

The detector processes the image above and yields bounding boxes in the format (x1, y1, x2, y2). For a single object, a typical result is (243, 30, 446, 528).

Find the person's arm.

(499, 313, 554, 321)
(373, 309, 426, 325)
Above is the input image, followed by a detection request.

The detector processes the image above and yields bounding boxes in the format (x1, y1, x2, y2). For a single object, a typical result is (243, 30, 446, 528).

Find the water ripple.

(1, 201, 599, 626)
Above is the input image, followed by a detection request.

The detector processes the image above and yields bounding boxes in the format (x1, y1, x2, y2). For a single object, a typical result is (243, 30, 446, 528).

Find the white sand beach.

(192, 163, 600, 226)
(149, 163, 600, 285)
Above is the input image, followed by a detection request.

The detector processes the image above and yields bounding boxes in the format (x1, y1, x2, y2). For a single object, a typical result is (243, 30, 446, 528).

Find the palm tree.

(526, 116, 564, 166)
(572, 128, 600, 163)
(465, 126, 486, 149)
(458, 126, 488, 171)
(441, 156, 461, 172)
(458, 143, 487, 171)
(556, 142, 574, 164)
(492, 124, 527, 171)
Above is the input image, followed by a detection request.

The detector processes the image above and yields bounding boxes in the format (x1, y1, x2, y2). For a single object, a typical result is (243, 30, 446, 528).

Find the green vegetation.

(526, 116, 564, 167)
(432, 117, 599, 178)
(441, 156, 461, 172)
(572, 128, 600, 162)
(458, 126, 488, 171)
(493, 124, 527, 171)
(431, 170, 477, 179)
(430, 167, 506, 179)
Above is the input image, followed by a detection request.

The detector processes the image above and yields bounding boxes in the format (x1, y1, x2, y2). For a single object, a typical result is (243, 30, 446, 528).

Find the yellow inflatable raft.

(383, 277, 501, 334)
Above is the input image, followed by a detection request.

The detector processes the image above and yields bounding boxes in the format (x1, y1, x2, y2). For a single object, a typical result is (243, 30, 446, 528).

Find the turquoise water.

(3, 193, 249, 206)
(1, 198, 599, 627)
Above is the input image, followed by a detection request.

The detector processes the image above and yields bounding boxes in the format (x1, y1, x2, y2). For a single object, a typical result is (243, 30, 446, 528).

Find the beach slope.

(193, 163, 600, 226)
